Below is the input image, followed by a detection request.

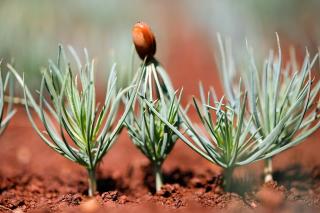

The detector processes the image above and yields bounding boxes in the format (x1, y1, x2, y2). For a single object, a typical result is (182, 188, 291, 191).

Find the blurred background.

(0, 0, 319, 99)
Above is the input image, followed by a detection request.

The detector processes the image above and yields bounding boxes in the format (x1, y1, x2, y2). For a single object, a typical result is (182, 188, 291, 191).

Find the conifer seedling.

(125, 22, 181, 192)
(216, 34, 320, 182)
(8, 46, 143, 196)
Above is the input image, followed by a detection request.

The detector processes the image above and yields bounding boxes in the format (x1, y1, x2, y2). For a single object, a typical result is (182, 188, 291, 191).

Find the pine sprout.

(125, 59, 181, 192)
(217, 34, 320, 182)
(8, 46, 144, 196)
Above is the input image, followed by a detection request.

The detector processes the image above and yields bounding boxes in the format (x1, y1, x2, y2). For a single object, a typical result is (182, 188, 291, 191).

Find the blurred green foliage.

(0, 0, 164, 89)
(185, 0, 320, 57)
(0, 0, 319, 90)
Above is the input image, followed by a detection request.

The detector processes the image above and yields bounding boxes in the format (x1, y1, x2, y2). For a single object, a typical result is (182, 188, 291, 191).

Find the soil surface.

(0, 107, 319, 213)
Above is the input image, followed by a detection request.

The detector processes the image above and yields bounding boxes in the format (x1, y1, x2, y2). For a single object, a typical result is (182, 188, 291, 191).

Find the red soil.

(0, 107, 319, 213)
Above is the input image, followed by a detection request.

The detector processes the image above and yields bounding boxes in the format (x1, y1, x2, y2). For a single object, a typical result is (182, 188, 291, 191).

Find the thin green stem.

(223, 167, 234, 192)
(87, 168, 97, 196)
(264, 157, 273, 183)
(154, 164, 163, 192)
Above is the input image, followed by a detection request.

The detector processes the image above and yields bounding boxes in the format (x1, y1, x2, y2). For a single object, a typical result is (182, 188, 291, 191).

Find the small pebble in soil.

(29, 184, 41, 193)
(80, 198, 100, 213)
(256, 183, 285, 208)
(157, 184, 178, 197)
(101, 191, 119, 202)
(16, 146, 31, 165)
(250, 201, 257, 208)
(214, 186, 223, 194)
(60, 193, 82, 205)
(118, 195, 128, 204)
